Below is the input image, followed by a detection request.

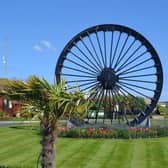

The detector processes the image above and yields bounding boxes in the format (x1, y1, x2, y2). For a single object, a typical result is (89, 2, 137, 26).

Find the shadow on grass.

(9, 125, 40, 136)
(10, 124, 39, 131)
(0, 166, 20, 168)
(0, 166, 32, 168)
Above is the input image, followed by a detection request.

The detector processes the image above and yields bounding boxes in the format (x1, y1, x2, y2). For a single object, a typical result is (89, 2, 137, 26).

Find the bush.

(117, 129, 130, 139)
(0, 111, 6, 118)
(155, 127, 168, 137)
(66, 128, 80, 138)
(57, 126, 168, 139)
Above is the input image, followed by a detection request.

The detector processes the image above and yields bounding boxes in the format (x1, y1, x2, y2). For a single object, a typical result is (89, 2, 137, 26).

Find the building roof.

(158, 101, 168, 107)
(159, 101, 168, 103)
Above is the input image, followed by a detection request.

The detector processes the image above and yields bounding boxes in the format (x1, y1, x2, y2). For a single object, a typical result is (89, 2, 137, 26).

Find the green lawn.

(0, 126, 168, 168)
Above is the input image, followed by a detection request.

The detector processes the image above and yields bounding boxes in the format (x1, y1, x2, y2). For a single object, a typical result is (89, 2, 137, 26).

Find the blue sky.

(0, 0, 167, 100)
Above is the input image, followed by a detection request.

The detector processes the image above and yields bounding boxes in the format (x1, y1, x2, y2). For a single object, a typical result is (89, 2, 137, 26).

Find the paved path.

(0, 121, 39, 127)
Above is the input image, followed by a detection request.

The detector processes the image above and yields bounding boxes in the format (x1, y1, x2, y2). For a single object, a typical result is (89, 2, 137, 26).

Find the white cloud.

(33, 40, 56, 53)
(33, 45, 43, 53)
(40, 40, 52, 49)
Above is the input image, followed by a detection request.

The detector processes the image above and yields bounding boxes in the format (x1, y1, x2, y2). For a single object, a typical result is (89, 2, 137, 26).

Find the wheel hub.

(97, 68, 118, 89)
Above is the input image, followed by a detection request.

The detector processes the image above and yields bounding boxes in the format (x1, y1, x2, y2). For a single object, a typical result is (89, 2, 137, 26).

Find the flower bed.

(57, 126, 168, 139)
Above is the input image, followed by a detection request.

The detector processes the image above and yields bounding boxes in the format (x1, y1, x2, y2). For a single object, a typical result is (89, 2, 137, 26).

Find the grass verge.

(0, 126, 168, 168)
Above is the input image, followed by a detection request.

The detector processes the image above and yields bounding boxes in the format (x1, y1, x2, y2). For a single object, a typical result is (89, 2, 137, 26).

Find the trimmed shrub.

(57, 126, 168, 139)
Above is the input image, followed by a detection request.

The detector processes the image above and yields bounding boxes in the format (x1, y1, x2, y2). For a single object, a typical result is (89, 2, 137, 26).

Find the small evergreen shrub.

(57, 126, 168, 139)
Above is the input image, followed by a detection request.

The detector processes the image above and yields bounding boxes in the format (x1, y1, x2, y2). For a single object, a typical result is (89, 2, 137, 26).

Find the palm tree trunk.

(40, 126, 57, 168)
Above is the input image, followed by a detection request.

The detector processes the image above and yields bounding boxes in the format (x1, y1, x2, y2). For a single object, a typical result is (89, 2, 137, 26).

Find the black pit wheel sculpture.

(55, 24, 163, 126)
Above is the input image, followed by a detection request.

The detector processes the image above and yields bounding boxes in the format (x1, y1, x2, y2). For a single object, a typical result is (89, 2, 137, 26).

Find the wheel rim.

(55, 24, 163, 126)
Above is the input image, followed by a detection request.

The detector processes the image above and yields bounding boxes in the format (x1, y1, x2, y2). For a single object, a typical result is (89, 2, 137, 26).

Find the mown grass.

(0, 126, 168, 168)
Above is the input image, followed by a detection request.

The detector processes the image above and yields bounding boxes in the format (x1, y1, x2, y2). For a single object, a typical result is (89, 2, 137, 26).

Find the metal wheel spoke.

(110, 90, 115, 121)
(73, 42, 101, 72)
(109, 31, 114, 67)
(112, 89, 122, 122)
(110, 32, 121, 68)
(118, 85, 144, 104)
(118, 82, 151, 99)
(113, 34, 129, 69)
(87, 32, 103, 68)
(89, 86, 101, 100)
(63, 65, 96, 76)
(113, 88, 129, 122)
(119, 81, 154, 92)
(119, 73, 156, 79)
(81, 82, 100, 92)
(117, 50, 149, 73)
(67, 81, 99, 90)
(119, 58, 152, 74)
(66, 79, 97, 84)
(103, 89, 108, 123)
(119, 78, 156, 84)
(94, 87, 103, 103)
(111, 91, 118, 121)
(66, 58, 97, 74)
(117, 87, 136, 119)
(95, 88, 104, 123)
(95, 32, 105, 67)
(90, 88, 101, 120)
(118, 84, 143, 99)
(118, 65, 154, 76)
(111, 90, 119, 120)
(109, 90, 113, 123)
(61, 73, 96, 78)
(80, 36, 102, 70)
(116, 44, 143, 71)
(103, 31, 107, 67)
(69, 50, 99, 73)
(115, 39, 137, 69)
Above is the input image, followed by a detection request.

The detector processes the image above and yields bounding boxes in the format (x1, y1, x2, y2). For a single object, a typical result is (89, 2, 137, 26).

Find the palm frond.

(0, 76, 92, 123)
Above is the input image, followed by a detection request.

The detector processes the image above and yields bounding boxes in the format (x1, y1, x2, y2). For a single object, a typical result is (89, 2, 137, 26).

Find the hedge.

(57, 126, 168, 139)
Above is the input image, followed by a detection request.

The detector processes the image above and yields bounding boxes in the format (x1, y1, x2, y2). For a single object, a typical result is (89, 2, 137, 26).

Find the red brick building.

(0, 78, 21, 116)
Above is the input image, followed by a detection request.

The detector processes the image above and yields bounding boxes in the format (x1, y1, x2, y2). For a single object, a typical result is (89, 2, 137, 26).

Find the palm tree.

(1, 76, 91, 168)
